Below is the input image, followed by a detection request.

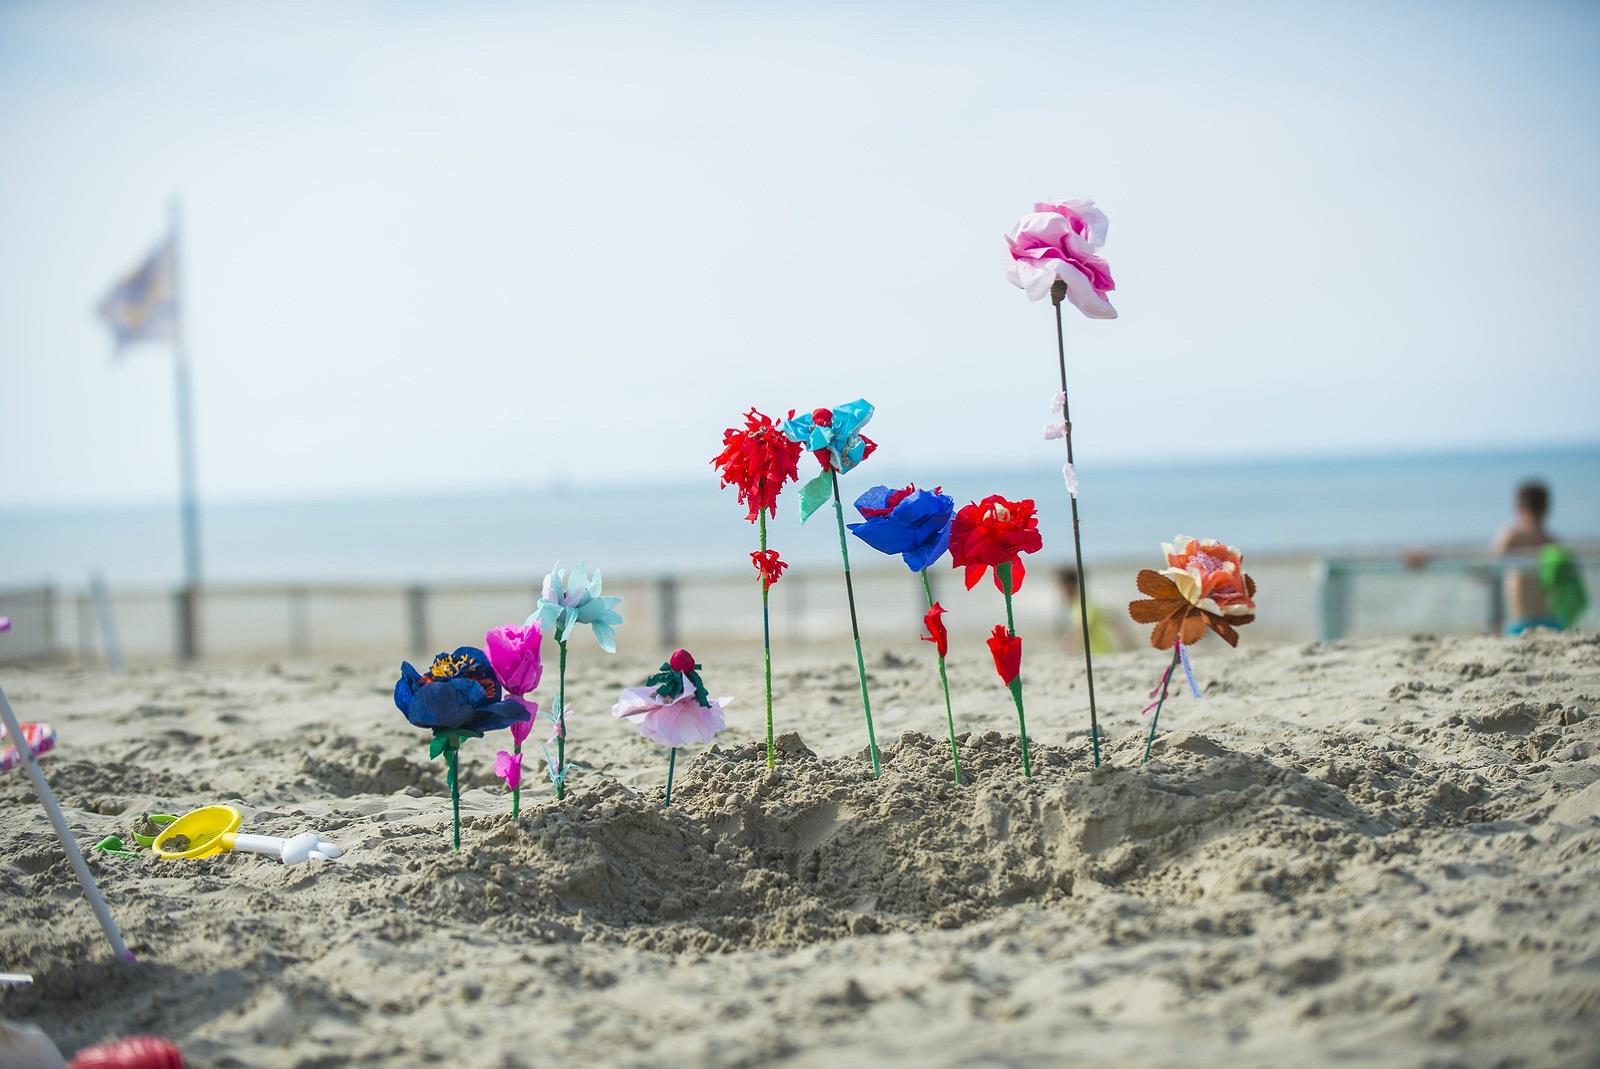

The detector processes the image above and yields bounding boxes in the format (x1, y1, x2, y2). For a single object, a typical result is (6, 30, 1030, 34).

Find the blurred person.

(1492, 479, 1587, 634)
(1057, 566, 1130, 653)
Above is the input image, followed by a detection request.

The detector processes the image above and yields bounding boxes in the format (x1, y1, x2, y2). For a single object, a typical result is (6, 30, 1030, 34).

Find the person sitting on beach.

(1492, 480, 1587, 634)
(1057, 566, 1128, 653)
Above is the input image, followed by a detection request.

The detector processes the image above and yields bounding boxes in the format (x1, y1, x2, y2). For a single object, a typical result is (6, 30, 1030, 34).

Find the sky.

(2, 0, 1598, 509)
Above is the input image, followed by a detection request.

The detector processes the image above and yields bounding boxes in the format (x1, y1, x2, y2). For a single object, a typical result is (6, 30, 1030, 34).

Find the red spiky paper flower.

(950, 495, 1043, 594)
(712, 408, 805, 522)
(750, 549, 787, 590)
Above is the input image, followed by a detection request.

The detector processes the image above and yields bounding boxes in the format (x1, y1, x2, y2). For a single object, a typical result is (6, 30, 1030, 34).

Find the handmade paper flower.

(949, 495, 1043, 594)
(531, 563, 622, 652)
(750, 549, 788, 589)
(509, 710, 537, 748)
(921, 602, 949, 658)
(494, 750, 523, 792)
(713, 408, 805, 522)
(1129, 540, 1258, 650)
(986, 625, 1022, 686)
(611, 651, 731, 747)
(1161, 536, 1256, 617)
(1005, 200, 1117, 318)
(780, 400, 877, 474)
(848, 484, 956, 573)
(393, 648, 531, 733)
(485, 622, 543, 696)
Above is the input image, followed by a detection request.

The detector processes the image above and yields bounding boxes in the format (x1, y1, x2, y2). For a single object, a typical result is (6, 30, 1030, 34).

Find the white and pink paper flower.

(1005, 199, 1118, 319)
(610, 679, 730, 747)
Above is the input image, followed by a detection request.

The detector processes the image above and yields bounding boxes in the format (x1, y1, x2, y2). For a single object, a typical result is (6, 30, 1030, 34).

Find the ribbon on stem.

(1141, 643, 1183, 765)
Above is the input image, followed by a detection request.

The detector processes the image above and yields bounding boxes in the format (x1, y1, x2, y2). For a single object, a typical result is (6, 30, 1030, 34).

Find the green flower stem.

(511, 731, 521, 819)
(921, 570, 961, 784)
(444, 743, 461, 851)
(760, 510, 776, 770)
(664, 747, 677, 807)
(1142, 644, 1182, 765)
(830, 470, 880, 778)
(998, 562, 1032, 778)
(555, 639, 568, 801)
(1052, 283, 1102, 767)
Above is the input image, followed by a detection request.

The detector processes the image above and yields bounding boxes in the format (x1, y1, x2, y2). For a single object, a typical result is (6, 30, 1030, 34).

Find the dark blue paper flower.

(848, 484, 956, 573)
(394, 647, 531, 733)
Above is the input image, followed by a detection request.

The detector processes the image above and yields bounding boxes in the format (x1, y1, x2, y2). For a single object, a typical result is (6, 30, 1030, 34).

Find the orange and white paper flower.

(1129, 536, 1257, 649)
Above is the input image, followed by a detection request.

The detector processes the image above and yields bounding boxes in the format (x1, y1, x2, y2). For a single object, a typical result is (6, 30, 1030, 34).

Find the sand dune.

(3, 631, 1599, 1067)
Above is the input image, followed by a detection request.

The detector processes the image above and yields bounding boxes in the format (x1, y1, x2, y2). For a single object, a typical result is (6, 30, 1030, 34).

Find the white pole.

(169, 198, 202, 659)
(0, 684, 133, 962)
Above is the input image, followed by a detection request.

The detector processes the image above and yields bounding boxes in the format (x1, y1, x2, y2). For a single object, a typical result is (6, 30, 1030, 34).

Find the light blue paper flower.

(780, 399, 876, 475)
(528, 563, 622, 652)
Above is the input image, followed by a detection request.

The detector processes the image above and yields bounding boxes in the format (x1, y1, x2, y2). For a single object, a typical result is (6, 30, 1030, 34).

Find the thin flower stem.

(1053, 285, 1102, 767)
(511, 730, 521, 819)
(555, 640, 568, 801)
(921, 569, 961, 784)
(830, 470, 880, 778)
(1143, 644, 1182, 765)
(998, 562, 1031, 778)
(664, 747, 677, 807)
(760, 511, 775, 770)
(446, 744, 461, 851)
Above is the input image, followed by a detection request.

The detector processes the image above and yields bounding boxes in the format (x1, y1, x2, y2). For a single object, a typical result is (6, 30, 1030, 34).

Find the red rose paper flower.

(950, 495, 1044, 594)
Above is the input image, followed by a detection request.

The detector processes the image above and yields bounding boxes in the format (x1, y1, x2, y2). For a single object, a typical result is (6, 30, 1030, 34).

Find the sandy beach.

(3, 630, 1599, 1068)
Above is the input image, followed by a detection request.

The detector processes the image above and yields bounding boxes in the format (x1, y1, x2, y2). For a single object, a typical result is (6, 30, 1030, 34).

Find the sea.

(3, 445, 1597, 589)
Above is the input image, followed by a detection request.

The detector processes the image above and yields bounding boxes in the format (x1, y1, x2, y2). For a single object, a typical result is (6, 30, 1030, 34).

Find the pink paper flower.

(508, 698, 539, 747)
(611, 685, 730, 748)
(494, 750, 523, 792)
(1004, 200, 1118, 318)
(485, 622, 543, 696)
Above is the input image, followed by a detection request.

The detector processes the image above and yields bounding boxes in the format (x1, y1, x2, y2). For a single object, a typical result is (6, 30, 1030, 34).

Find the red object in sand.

(68, 1036, 185, 1069)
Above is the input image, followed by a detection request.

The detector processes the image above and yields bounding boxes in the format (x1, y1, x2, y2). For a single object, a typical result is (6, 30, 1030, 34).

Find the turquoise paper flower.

(780, 399, 877, 474)
(529, 563, 622, 652)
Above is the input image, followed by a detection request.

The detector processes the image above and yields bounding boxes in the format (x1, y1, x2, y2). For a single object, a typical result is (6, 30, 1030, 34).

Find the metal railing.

(6, 545, 1592, 665)
(1314, 547, 1597, 640)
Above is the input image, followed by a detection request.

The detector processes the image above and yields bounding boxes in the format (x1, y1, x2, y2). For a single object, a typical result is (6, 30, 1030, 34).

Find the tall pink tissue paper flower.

(486, 622, 543, 696)
(1004, 199, 1118, 318)
(611, 685, 731, 748)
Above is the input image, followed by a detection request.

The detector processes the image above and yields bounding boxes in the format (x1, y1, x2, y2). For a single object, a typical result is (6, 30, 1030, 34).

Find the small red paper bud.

(811, 407, 833, 427)
(668, 649, 696, 673)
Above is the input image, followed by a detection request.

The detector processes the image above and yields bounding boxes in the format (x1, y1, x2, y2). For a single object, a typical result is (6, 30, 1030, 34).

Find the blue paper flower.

(530, 563, 623, 652)
(780, 399, 877, 474)
(394, 647, 531, 732)
(848, 485, 956, 572)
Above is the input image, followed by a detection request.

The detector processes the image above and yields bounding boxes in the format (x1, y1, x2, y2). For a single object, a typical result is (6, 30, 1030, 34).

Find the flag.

(96, 236, 176, 353)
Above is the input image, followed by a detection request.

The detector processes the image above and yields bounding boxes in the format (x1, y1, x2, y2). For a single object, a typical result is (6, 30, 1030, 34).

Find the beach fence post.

(406, 585, 430, 656)
(656, 576, 679, 649)
(1315, 559, 1349, 641)
(173, 585, 199, 662)
(0, 684, 133, 962)
(288, 587, 311, 658)
(89, 571, 125, 673)
(76, 594, 93, 667)
(1485, 566, 1506, 634)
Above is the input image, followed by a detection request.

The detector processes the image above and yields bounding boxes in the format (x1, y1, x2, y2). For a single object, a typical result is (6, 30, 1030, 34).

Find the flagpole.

(169, 198, 202, 660)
